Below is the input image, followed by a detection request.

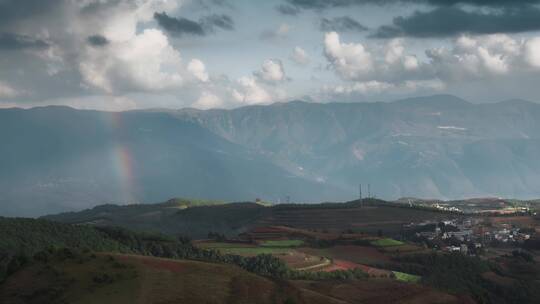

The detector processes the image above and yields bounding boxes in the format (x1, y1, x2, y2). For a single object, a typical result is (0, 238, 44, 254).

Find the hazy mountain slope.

(0, 107, 340, 217)
(174, 95, 540, 200)
(2, 95, 540, 217)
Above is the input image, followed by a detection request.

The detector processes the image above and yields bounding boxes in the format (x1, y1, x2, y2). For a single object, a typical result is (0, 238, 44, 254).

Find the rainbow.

(102, 111, 137, 204)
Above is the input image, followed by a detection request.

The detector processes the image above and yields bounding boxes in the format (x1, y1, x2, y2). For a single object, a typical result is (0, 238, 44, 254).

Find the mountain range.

(2, 94, 540, 217)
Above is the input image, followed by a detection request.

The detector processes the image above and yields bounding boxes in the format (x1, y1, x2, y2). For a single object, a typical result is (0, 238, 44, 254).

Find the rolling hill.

(43, 199, 461, 238)
(0, 251, 466, 304)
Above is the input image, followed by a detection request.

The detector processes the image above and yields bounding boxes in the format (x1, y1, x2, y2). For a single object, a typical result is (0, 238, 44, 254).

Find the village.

(404, 215, 535, 256)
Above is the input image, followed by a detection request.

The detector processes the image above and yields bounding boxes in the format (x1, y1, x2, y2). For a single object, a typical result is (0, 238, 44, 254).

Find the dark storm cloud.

(154, 12, 205, 36)
(276, 4, 301, 15)
(372, 6, 540, 38)
(0, 0, 62, 27)
(154, 12, 234, 37)
(283, 0, 540, 10)
(320, 16, 368, 32)
(87, 35, 109, 47)
(0, 32, 49, 50)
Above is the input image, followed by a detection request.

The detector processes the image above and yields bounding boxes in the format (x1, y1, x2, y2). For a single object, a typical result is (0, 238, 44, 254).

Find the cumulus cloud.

(230, 59, 291, 105)
(0, 81, 20, 98)
(255, 59, 286, 83)
(188, 59, 209, 82)
(525, 37, 540, 68)
(193, 91, 224, 109)
(323, 31, 540, 97)
(324, 32, 373, 80)
(328, 79, 445, 96)
(2, 0, 540, 109)
(232, 76, 273, 105)
(48, 1, 215, 95)
(425, 34, 526, 80)
(290, 46, 310, 65)
(80, 29, 185, 93)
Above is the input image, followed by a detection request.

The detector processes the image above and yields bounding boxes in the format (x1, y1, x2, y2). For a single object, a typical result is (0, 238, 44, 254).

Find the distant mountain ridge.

(171, 94, 540, 200)
(1, 95, 540, 216)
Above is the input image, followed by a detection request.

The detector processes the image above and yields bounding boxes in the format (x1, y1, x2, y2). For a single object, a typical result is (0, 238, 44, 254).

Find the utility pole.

(368, 184, 371, 199)
(359, 184, 363, 207)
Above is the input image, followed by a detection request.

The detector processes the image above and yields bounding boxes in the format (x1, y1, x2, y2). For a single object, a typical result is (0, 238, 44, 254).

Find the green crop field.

(370, 238, 404, 247)
(216, 247, 292, 255)
(195, 242, 292, 256)
(392, 271, 421, 283)
(260, 240, 304, 248)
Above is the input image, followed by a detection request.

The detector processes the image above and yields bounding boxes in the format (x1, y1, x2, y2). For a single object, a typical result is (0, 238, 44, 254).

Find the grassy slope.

(1, 252, 468, 304)
(0, 252, 351, 304)
(370, 239, 405, 247)
(260, 240, 305, 248)
(294, 280, 470, 304)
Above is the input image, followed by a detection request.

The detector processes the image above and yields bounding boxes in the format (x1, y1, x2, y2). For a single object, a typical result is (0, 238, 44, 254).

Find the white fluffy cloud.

(232, 76, 272, 105)
(80, 29, 184, 93)
(230, 59, 291, 105)
(329, 79, 445, 96)
(323, 32, 434, 95)
(188, 59, 209, 82)
(426, 34, 524, 80)
(193, 91, 223, 109)
(323, 32, 540, 97)
(324, 32, 373, 80)
(255, 59, 286, 83)
(290, 46, 310, 65)
(0, 82, 20, 98)
(0, 0, 200, 96)
(525, 37, 540, 68)
(74, 0, 213, 94)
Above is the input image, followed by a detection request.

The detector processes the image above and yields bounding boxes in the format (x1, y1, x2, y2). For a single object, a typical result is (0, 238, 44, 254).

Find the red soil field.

(294, 280, 474, 304)
(321, 259, 393, 277)
(117, 255, 186, 273)
(321, 259, 360, 272)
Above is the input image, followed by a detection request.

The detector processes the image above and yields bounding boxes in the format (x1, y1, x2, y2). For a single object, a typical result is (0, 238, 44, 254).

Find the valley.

(3, 197, 539, 303)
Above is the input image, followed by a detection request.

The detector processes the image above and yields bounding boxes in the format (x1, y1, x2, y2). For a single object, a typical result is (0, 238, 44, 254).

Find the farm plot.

(259, 239, 304, 247)
(195, 242, 292, 256)
(299, 245, 392, 265)
(393, 271, 421, 283)
(370, 238, 404, 247)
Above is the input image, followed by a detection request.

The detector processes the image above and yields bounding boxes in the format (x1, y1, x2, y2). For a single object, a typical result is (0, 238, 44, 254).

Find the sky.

(1, 0, 540, 111)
